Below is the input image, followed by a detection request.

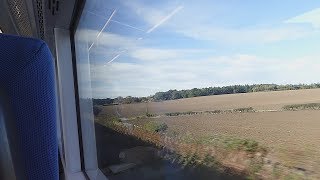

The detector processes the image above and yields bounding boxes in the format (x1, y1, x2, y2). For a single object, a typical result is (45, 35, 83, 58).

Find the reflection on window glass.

(75, 1, 320, 179)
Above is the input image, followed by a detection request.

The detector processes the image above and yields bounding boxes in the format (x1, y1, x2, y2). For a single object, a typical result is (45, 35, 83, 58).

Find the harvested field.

(96, 89, 320, 178)
(101, 89, 320, 118)
(130, 111, 320, 172)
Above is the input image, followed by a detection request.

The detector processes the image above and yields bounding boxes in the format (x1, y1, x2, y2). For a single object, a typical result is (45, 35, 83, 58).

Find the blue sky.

(76, 0, 320, 98)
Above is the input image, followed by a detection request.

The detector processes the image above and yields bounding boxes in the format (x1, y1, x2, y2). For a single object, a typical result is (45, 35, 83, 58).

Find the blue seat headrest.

(0, 34, 58, 180)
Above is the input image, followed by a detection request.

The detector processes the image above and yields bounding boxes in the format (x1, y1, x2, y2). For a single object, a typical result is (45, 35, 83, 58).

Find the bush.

(146, 112, 157, 117)
(165, 112, 181, 116)
(165, 111, 198, 116)
(205, 110, 223, 114)
(97, 116, 122, 128)
(233, 107, 255, 113)
(110, 116, 121, 123)
(144, 121, 168, 133)
(167, 130, 179, 138)
(283, 103, 320, 111)
(223, 138, 259, 153)
(156, 123, 168, 133)
(202, 153, 219, 168)
(165, 108, 255, 117)
(93, 105, 102, 116)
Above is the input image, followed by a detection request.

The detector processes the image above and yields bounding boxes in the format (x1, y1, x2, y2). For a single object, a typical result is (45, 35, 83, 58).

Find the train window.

(74, 1, 320, 179)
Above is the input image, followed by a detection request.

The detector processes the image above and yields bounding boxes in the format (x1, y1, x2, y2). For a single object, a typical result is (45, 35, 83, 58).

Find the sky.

(76, 0, 320, 98)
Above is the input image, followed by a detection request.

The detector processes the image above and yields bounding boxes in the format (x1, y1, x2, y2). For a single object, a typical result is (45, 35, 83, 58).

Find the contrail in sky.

(105, 5, 183, 65)
(146, 5, 184, 33)
(105, 50, 127, 65)
(86, 10, 144, 32)
(89, 9, 117, 51)
(111, 20, 145, 32)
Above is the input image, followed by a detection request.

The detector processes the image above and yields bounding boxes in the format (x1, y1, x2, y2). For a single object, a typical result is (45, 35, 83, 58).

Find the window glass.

(75, 1, 320, 179)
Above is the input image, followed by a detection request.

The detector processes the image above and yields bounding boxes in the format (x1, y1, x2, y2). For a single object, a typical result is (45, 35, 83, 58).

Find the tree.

(92, 83, 320, 104)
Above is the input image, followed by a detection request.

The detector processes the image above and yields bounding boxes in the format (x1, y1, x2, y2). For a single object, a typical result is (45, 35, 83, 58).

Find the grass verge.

(97, 117, 268, 178)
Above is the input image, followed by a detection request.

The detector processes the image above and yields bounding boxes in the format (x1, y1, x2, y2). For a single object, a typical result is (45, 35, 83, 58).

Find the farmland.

(100, 88, 320, 117)
(95, 88, 320, 179)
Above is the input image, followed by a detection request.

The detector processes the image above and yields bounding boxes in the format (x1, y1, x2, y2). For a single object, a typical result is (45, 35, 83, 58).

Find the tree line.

(93, 83, 320, 106)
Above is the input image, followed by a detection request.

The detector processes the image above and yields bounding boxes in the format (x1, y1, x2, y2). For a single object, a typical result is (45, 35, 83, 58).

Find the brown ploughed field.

(99, 88, 320, 177)
(103, 88, 320, 117)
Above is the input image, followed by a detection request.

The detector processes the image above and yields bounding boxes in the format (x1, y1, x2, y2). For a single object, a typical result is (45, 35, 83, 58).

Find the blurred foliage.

(144, 121, 168, 133)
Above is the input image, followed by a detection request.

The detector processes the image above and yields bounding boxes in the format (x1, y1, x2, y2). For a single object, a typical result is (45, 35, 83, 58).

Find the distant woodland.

(93, 83, 320, 105)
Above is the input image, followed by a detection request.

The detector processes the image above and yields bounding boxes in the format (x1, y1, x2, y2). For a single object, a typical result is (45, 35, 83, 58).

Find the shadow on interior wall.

(94, 122, 247, 180)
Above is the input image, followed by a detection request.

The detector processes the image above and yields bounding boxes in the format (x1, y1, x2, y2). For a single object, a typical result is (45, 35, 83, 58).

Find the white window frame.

(54, 28, 107, 180)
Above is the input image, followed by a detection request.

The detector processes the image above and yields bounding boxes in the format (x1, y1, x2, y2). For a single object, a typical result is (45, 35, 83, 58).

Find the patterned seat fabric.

(0, 34, 58, 180)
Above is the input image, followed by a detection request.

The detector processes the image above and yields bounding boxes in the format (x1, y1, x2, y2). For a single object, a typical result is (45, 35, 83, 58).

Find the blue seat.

(0, 34, 58, 179)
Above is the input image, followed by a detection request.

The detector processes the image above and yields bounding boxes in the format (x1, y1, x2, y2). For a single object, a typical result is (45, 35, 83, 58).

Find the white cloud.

(172, 23, 314, 45)
(285, 8, 320, 29)
(76, 29, 141, 63)
(129, 48, 210, 61)
(93, 30, 137, 48)
(78, 29, 214, 63)
(121, 1, 179, 28)
(88, 53, 320, 98)
(120, 1, 317, 45)
(75, 3, 320, 98)
(146, 5, 183, 33)
(129, 48, 181, 61)
(76, 29, 140, 51)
